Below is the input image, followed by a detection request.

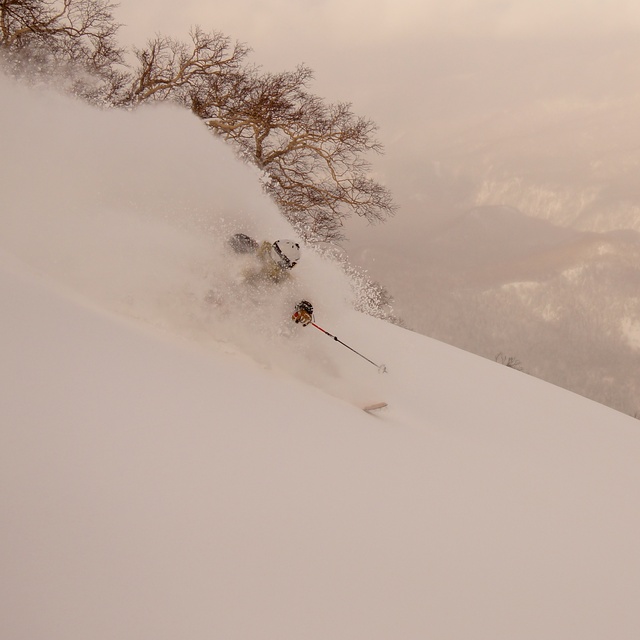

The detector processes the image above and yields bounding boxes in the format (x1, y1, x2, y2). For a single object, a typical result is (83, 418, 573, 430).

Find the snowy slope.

(2, 74, 640, 640)
(3, 235, 640, 640)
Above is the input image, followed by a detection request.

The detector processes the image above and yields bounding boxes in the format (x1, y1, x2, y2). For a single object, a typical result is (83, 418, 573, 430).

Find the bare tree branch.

(122, 27, 249, 106)
(199, 64, 397, 242)
(0, 0, 125, 102)
(1, 8, 397, 244)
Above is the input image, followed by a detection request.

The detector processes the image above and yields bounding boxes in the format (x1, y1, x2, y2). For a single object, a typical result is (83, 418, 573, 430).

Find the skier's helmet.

(271, 240, 300, 269)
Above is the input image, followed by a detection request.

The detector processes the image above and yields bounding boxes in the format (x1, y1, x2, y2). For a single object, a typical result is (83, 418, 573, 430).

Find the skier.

(228, 234, 314, 326)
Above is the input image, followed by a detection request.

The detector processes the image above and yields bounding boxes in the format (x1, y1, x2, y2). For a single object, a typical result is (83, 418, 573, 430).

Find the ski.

(363, 402, 388, 413)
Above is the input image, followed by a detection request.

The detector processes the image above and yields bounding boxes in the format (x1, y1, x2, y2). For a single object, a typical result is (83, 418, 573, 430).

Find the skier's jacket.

(243, 241, 292, 286)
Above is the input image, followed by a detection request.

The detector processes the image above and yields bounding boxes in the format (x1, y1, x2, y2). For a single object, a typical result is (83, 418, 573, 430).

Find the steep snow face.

(0, 73, 373, 403)
(3, 224, 640, 640)
(3, 72, 640, 640)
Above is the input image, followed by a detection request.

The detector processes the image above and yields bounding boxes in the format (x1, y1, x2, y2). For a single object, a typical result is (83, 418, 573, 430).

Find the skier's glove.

(292, 300, 313, 326)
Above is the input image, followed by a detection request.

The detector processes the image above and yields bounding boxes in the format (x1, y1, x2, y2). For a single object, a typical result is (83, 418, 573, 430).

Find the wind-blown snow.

(0, 73, 374, 404)
(2, 75, 640, 640)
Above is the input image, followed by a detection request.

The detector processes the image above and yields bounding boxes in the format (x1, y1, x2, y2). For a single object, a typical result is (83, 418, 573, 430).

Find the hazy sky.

(116, 0, 640, 95)
(117, 1, 640, 45)
(115, 0, 640, 150)
(115, 1, 640, 247)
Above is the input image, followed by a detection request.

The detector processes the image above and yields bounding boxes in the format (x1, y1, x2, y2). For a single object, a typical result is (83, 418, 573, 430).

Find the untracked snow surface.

(2, 75, 640, 640)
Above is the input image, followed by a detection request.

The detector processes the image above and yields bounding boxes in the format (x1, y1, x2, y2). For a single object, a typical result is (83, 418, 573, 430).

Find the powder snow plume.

(0, 73, 380, 403)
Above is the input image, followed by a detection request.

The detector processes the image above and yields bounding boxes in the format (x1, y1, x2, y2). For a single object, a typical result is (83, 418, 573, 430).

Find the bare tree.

(495, 352, 525, 372)
(122, 27, 249, 106)
(2, 8, 396, 244)
(0, 0, 125, 102)
(125, 29, 396, 243)
(201, 64, 396, 242)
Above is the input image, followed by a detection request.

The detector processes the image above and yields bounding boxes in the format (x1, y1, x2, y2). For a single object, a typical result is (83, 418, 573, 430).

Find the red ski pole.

(311, 322, 387, 373)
